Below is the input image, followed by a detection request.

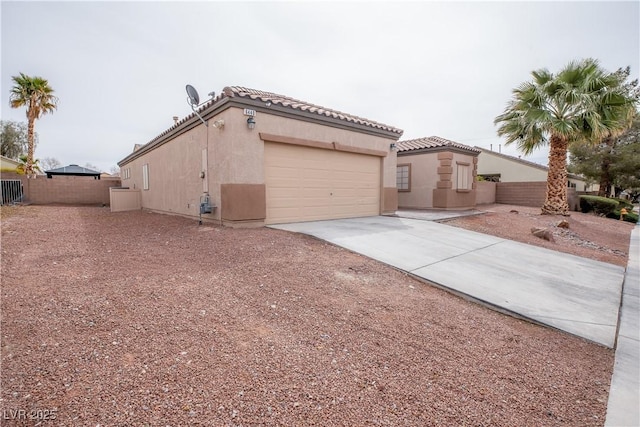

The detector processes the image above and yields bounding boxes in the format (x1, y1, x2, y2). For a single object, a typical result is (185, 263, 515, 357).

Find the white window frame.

(456, 162, 471, 191)
(142, 164, 149, 190)
(397, 164, 411, 192)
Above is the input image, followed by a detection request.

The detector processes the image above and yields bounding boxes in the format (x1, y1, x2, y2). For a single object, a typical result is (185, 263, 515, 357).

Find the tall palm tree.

(15, 154, 42, 175)
(9, 73, 58, 177)
(495, 59, 636, 215)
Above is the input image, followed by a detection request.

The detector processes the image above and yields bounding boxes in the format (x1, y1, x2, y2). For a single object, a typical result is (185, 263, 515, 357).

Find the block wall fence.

(495, 181, 579, 211)
(1, 172, 121, 205)
(2, 171, 581, 211)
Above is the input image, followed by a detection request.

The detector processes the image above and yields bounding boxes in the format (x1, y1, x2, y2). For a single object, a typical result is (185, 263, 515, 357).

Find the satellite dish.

(186, 84, 200, 106)
(185, 84, 216, 126)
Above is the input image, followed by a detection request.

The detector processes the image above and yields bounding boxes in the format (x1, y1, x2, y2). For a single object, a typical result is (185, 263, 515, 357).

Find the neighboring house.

(396, 137, 480, 210)
(475, 147, 597, 192)
(0, 155, 21, 172)
(117, 86, 403, 227)
(1, 155, 46, 176)
(45, 164, 102, 180)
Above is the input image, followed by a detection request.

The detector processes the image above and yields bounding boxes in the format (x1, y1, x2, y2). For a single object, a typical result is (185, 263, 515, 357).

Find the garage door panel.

(302, 189, 332, 199)
(333, 170, 377, 181)
(302, 169, 331, 179)
(266, 167, 300, 179)
(301, 196, 332, 207)
(265, 143, 380, 224)
(300, 179, 332, 189)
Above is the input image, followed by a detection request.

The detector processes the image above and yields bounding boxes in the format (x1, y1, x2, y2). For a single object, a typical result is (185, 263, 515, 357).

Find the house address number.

(243, 109, 256, 116)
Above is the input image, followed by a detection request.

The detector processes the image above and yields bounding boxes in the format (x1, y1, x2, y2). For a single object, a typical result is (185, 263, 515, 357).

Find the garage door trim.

(260, 132, 387, 157)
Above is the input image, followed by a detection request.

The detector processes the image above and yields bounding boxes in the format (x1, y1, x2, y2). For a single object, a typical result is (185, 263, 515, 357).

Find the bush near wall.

(579, 195, 638, 223)
(613, 210, 638, 223)
(579, 195, 618, 215)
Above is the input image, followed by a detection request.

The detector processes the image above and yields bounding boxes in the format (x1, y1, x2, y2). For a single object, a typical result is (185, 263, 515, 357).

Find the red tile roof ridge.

(223, 86, 403, 135)
(397, 136, 480, 153)
(132, 85, 402, 160)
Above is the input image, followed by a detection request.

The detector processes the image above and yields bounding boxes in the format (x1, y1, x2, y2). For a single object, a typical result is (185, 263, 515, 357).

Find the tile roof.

(397, 136, 480, 153)
(121, 85, 402, 165)
(144, 86, 402, 148)
(221, 86, 403, 135)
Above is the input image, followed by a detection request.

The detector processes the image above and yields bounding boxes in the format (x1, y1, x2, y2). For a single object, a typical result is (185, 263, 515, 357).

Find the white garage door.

(265, 142, 381, 224)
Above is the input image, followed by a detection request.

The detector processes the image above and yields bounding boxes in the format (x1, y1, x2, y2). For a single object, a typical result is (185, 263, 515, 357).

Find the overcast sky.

(1, 1, 638, 172)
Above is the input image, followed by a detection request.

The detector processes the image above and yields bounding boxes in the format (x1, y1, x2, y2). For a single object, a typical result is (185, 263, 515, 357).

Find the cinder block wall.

(1, 172, 121, 205)
(496, 182, 578, 210)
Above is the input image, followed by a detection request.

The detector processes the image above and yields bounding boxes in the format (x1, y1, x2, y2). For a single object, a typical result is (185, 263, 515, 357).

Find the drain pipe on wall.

(199, 122, 212, 225)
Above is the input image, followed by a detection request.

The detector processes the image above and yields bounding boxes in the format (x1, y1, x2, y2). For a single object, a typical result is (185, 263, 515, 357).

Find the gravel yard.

(1, 206, 616, 426)
(444, 204, 634, 267)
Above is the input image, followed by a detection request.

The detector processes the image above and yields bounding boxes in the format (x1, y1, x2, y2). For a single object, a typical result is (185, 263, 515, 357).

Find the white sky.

(1, 1, 639, 172)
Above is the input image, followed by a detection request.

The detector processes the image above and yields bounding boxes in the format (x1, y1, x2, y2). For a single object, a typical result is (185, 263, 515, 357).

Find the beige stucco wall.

(568, 177, 598, 192)
(120, 124, 210, 218)
(477, 151, 548, 182)
(477, 150, 597, 192)
(397, 153, 439, 209)
(450, 151, 478, 189)
(475, 181, 496, 204)
(110, 188, 142, 212)
(1, 156, 20, 171)
(120, 105, 398, 223)
(398, 150, 477, 209)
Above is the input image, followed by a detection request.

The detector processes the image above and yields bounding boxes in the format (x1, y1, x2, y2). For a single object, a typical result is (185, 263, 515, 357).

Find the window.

(122, 168, 131, 180)
(478, 173, 500, 182)
(397, 164, 411, 191)
(142, 164, 149, 190)
(456, 162, 471, 191)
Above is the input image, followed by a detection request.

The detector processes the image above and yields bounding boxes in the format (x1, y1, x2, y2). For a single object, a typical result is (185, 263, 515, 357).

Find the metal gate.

(1, 180, 24, 205)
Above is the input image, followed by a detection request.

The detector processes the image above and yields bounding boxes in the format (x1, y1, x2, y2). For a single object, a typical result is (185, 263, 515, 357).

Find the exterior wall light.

(247, 117, 256, 129)
(390, 143, 397, 151)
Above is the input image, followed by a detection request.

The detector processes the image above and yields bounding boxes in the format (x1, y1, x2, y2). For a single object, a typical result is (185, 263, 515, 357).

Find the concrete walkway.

(605, 224, 639, 426)
(271, 216, 625, 348)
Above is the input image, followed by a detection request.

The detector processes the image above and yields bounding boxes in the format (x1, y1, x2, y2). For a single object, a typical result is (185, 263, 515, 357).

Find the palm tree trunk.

(26, 112, 36, 177)
(542, 134, 569, 215)
(597, 137, 614, 197)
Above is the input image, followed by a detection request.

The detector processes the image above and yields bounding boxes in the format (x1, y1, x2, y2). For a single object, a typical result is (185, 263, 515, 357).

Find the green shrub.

(579, 195, 619, 215)
(614, 198, 633, 210)
(606, 209, 638, 223)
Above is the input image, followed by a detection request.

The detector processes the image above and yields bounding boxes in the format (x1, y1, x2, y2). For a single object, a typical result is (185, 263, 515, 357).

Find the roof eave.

(398, 146, 480, 156)
(119, 94, 403, 167)
(233, 97, 403, 140)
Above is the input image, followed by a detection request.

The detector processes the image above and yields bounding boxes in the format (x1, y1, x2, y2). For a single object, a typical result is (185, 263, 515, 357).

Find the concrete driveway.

(271, 216, 625, 348)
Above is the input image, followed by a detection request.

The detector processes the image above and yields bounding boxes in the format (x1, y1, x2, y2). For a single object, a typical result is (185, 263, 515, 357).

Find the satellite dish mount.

(186, 84, 215, 126)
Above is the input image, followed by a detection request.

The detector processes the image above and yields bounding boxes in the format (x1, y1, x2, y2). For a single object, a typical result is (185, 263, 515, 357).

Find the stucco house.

(1, 155, 21, 173)
(396, 137, 480, 210)
(117, 86, 403, 227)
(475, 147, 597, 192)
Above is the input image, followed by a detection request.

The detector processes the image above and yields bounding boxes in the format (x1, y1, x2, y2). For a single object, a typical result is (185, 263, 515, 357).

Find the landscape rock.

(531, 227, 555, 242)
(557, 220, 570, 229)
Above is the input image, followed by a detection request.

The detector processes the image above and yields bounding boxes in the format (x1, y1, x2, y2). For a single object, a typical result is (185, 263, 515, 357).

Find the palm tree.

(9, 73, 58, 177)
(495, 59, 636, 215)
(15, 154, 42, 175)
